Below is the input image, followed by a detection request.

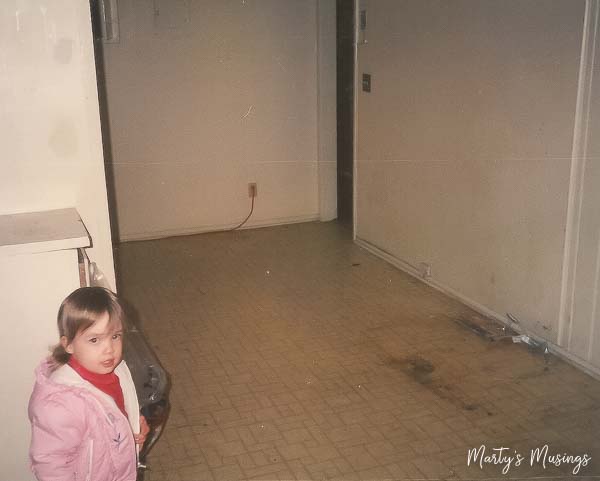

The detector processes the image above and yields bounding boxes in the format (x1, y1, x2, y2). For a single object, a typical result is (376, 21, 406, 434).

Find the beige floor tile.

(117, 222, 600, 480)
(210, 463, 244, 481)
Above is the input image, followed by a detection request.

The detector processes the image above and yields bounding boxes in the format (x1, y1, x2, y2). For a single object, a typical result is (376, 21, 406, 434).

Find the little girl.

(28, 287, 149, 481)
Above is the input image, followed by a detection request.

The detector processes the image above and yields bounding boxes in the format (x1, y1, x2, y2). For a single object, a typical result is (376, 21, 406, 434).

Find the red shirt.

(68, 357, 127, 417)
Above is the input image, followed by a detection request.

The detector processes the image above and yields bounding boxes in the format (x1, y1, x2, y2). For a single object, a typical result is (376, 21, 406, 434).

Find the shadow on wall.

(90, 0, 121, 243)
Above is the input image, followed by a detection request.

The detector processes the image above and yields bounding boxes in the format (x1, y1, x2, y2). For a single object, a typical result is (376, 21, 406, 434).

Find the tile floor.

(115, 221, 600, 481)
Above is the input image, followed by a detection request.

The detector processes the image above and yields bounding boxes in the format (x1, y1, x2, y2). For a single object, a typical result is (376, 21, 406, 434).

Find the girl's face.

(62, 311, 123, 374)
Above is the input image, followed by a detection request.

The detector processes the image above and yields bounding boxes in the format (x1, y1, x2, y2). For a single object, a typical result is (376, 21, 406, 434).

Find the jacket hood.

(31, 358, 140, 435)
(31, 358, 84, 400)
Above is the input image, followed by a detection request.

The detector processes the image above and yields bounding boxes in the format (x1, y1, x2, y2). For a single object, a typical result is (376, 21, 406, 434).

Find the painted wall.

(101, 0, 336, 241)
(0, 250, 81, 481)
(565, 0, 600, 369)
(0, 0, 116, 287)
(355, 1, 585, 344)
(0, 2, 116, 478)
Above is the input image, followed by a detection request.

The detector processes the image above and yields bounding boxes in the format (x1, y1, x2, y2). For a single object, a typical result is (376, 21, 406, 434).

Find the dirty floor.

(116, 221, 600, 481)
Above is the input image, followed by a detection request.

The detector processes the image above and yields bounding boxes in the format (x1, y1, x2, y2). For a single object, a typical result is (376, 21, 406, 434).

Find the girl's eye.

(89, 337, 98, 344)
(112, 333, 122, 340)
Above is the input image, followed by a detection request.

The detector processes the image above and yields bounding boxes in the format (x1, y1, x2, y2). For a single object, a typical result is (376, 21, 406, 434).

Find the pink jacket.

(28, 360, 140, 481)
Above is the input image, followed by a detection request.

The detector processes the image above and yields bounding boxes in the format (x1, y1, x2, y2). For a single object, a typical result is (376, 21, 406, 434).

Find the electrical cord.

(227, 194, 255, 231)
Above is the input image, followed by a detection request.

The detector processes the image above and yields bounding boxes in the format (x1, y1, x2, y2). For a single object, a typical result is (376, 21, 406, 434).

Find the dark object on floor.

(123, 323, 170, 471)
(455, 316, 516, 341)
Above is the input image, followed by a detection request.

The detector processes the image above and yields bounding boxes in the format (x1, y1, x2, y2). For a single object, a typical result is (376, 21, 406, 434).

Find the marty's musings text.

(467, 445, 591, 475)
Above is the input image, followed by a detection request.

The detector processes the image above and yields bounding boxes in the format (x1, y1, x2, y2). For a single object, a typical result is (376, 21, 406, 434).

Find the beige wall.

(0, 250, 81, 481)
(317, 0, 338, 221)
(0, 1, 116, 478)
(102, 0, 336, 241)
(356, 1, 585, 345)
(565, 0, 600, 368)
(0, 0, 116, 288)
(586, 4, 600, 366)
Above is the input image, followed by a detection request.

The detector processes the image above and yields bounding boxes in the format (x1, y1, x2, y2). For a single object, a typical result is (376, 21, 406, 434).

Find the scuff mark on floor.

(384, 354, 491, 415)
(386, 354, 435, 384)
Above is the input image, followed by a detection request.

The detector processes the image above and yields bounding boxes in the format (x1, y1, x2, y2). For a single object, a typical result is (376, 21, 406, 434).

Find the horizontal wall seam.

(108, 160, 333, 166)
(355, 157, 596, 163)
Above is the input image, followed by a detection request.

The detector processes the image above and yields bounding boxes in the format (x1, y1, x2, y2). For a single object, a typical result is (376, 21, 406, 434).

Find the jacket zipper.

(85, 439, 94, 481)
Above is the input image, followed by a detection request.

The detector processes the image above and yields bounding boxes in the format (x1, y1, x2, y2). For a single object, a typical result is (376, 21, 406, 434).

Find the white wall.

(0, 250, 81, 481)
(355, 1, 586, 347)
(0, 0, 116, 288)
(101, 0, 336, 241)
(0, 2, 116, 478)
(317, 0, 338, 221)
(562, 0, 600, 370)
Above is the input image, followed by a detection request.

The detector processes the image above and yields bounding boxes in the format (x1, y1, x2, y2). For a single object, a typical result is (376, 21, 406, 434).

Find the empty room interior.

(2, 1, 600, 480)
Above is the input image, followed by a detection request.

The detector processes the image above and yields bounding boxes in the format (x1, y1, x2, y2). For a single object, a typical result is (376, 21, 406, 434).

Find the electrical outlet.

(248, 183, 258, 198)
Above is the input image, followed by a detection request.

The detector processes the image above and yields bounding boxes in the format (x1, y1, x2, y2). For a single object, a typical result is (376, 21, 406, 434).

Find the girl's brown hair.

(51, 287, 126, 365)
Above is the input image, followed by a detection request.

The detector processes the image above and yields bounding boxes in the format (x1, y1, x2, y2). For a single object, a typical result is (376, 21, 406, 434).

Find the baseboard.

(117, 214, 321, 242)
(355, 236, 600, 381)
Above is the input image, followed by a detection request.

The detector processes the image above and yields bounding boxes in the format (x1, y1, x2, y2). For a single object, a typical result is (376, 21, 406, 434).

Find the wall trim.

(356, 236, 600, 381)
(118, 214, 320, 243)
(558, 0, 600, 349)
(352, 0, 360, 241)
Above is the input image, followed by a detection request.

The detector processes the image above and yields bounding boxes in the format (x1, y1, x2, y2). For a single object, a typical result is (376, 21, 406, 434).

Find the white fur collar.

(51, 361, 140, 435)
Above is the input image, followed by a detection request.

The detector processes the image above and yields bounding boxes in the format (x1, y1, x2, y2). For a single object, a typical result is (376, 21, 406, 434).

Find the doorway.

(336, 0, 355, 227)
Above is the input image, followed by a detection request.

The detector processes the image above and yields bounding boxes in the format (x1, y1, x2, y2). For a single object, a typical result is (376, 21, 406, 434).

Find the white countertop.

(0, 208, 90, 257)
